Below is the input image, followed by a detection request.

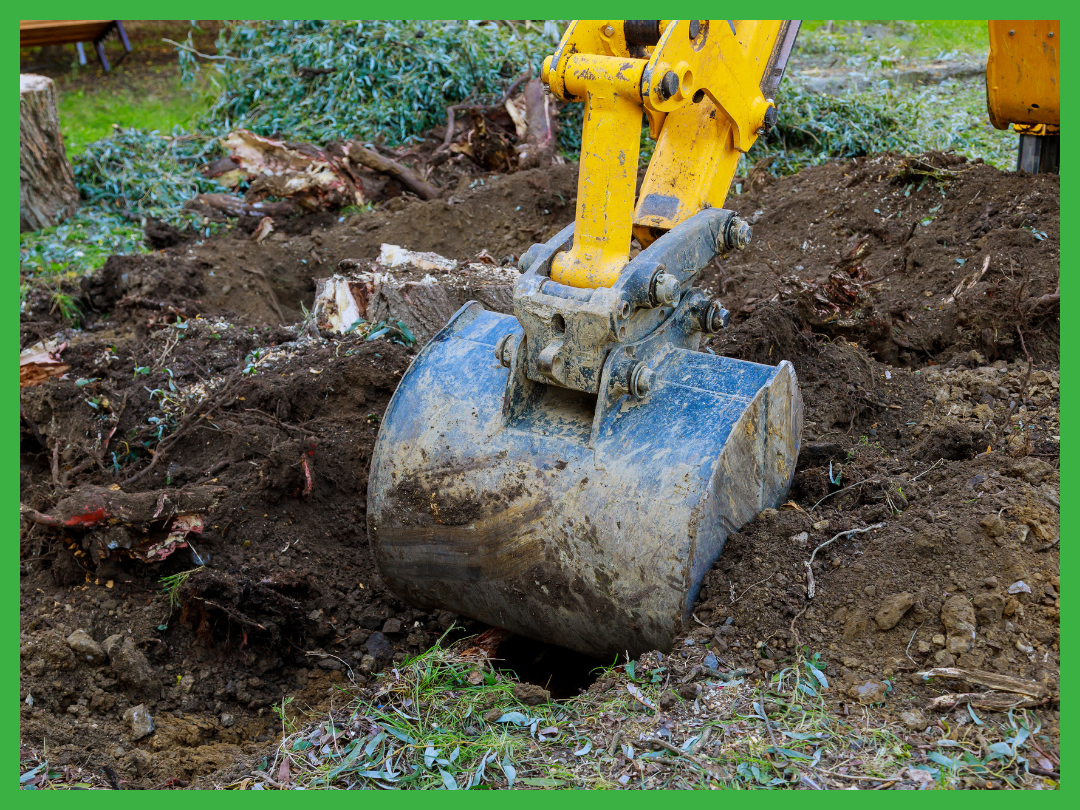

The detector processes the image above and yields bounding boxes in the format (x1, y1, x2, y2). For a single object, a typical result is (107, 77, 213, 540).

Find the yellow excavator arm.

(540, 20, 800, 288)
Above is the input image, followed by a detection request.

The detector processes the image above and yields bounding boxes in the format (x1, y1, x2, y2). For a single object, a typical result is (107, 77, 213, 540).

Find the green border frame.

(10, 6, 1071, 799)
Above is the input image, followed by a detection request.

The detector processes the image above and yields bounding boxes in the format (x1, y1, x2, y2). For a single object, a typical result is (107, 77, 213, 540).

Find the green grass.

(241, 637, 1050, 791)
(799, 20, 989, 61)
(58, 73, 214, 157)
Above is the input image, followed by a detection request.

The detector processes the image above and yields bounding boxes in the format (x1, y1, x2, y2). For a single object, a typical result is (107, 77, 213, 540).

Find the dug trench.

(20, 153, 1059, 785)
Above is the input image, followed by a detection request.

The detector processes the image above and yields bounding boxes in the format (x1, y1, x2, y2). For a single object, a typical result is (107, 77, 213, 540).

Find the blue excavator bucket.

(367, 301, 803, 660)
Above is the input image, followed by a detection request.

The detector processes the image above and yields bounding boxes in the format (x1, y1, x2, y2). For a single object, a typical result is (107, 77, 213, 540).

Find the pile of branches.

(180, 20, 562, 147)
(73, 127, 221, 227)
(755, 78, 923, 175)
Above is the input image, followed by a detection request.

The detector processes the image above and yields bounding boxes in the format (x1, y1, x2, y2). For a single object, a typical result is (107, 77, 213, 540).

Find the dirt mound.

(700, 152, 1059, 367)
(20, 153, 1058, 787)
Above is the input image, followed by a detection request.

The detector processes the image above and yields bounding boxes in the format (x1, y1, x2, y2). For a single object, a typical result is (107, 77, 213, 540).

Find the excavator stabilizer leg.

(368, 302, 802, 660)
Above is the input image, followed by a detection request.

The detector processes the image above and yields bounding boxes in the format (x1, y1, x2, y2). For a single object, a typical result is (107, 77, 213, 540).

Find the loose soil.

(20, 152, 1058, 787)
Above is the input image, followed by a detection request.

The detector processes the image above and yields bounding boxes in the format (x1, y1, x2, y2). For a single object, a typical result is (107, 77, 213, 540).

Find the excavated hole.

(493, 634, 605, 699)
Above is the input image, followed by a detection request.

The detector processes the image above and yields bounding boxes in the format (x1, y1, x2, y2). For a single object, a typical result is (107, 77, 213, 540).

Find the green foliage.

(749, 77, 1014, 176)
(74, 127, 221, 227)
(187, 20, 562, 146)
(22, 127, 222, 284)
(21, 214, 144, 283)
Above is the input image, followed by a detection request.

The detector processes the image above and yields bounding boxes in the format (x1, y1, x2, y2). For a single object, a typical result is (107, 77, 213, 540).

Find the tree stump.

(20, 73, 78, 232)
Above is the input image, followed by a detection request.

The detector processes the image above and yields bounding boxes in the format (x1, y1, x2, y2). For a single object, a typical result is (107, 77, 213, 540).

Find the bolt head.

(726, 218, 752, 251)
(603, 24, 615, 37)
(495, 334, 513, 367)
(653, 273, 680, 306)
(658, 71, 679, 101)
(705, 301, 730, 333)
(630, 362, 654, 399)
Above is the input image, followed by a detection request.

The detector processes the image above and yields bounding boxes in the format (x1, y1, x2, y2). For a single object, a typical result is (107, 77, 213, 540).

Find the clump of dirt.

(20, 151, 1058, 787)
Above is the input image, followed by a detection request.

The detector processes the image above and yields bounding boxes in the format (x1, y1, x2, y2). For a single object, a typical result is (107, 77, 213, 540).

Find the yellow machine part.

(543, 20, 790, 289)
(986, 20, 1060, 129)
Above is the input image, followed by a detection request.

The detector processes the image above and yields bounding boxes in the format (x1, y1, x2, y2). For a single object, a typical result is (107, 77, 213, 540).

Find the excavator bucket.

(367, 301, 802, 660)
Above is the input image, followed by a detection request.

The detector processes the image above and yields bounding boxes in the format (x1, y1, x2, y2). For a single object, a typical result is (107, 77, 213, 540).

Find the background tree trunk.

(20, 73, 78, 232)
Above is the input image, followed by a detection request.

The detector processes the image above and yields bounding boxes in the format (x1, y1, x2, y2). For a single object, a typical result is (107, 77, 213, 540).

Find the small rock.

(758, 658, 778, 674)
(359, 654, 376, 675)
(874, 592, 915, 631)
(913, 531, 939, 556)
(512, 682, 550, 706)
(1008, 580, 1031, 595)
(980, 514, 1006, 538)
(812, 520, 830, 531)
(842, 613, 870, 642)
(934, 650, 957, 667)
(107, 636, 156, 690)
(931, 634, 946, 647)
(917, 641, 932, 654)
(220, 713, 235, 728)
(972, 592, 1006, 626)
(854, 680, 888, 705)
(790, 532, 809, 547)
(864, 585, 878, 598)
(1011, 457, 1053, 485)
(941, 595, 977, 654)
(659, 692, 677, 710)
(677, 682, 701, 700)
(382, 618, 403, 635)
(899, 709, 927, 731)
(482, 708, 504, 723)
(365, 631, 393, 660)
(1016, 638, 1034, 654)
(973, 403, 993, 422)
(123, 704, 154, 740)
(983, 576, 999, 589)
(65, 630, 105, 664)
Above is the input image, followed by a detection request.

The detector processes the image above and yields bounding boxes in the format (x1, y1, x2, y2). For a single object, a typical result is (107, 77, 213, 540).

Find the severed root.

(926, 691, 1050, 711)
(917, 666, 1052, 700)
(21, 484, 226, 529)
(344, 142, 440, 201)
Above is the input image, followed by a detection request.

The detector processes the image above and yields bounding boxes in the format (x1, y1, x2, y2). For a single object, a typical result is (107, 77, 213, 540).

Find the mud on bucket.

(367, 301, 803, 660)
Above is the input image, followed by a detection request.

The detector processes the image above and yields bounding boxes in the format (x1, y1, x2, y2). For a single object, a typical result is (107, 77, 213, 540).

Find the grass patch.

(799, 20, 989, 63)
(232, 636, 1051, 790)
(59, 73, 215, 157)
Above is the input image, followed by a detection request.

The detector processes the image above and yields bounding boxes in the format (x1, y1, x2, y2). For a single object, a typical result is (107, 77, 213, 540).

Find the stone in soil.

(124, 704, 155, 740)
(65, 629, 106, 664)
(874, 592, 916, 631)
(941, 595, 977, 655)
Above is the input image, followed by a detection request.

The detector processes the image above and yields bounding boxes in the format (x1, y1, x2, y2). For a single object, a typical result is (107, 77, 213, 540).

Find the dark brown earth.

(20, 152, 1058, 786)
